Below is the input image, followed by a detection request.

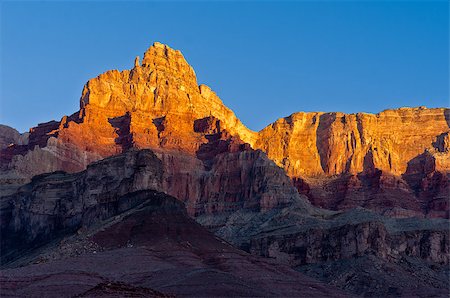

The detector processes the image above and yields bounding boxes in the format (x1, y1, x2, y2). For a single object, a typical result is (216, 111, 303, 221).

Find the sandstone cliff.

(254, 108, 449, 217)
(256, 108, 449, 176)
(0, 43, 256, 183)
(0, 42, 448, 218)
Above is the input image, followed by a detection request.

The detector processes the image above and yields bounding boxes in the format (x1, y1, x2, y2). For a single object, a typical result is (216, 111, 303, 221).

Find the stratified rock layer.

(255, 109, 450, 217)
(1, 146, 310, 263)
(256, 109, 449, 176)
(2, 149, 448, 297)
(1, 190, 345, 298)
(0, 42, 448, 219)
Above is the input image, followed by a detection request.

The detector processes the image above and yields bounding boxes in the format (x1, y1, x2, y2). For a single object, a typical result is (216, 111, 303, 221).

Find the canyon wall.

(1, 42, 448, 218)
(1, 143, 311, 263)
(1, 42, 448, 296)
(255, 108, 449, 176)
(2, 147, 447, 297)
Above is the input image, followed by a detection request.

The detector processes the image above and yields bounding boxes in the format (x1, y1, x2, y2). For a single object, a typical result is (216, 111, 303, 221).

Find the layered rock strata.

(213, 205, 450, 296)
(256, 109, 450, 217)
(1, 146, 311, 263)
(256, 108, 449, 176)
(0, 42, 448, 219)
(1, 190, 345, 297)
(2, 148, 448, 296)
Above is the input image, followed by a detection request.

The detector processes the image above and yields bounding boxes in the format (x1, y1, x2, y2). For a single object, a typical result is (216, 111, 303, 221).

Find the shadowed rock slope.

(1, 190, 346, 297)
(1, 148, 448, 297)
(0, 147, 310, 264)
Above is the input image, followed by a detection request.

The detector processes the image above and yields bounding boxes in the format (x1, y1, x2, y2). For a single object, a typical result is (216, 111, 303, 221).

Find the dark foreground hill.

(0, 190, 346, 297)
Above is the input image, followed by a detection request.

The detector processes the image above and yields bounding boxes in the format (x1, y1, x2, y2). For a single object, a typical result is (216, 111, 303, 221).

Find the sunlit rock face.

(255, 108, 449, 217)
(0, 42, 448, 218)
(1, 42, 449, 297)
(0, 42, 257, 179)
(77, 41, 256, 153)
(255, 108, 449, 176)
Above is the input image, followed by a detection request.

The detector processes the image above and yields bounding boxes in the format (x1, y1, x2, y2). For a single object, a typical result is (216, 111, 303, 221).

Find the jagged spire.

(134, 56, 140, 68)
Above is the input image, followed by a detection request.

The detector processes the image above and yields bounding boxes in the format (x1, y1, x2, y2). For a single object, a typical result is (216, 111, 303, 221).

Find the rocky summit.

(0, 42, 449, 297)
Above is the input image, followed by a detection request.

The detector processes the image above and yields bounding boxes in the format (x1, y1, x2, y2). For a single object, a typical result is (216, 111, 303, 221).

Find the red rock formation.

(255, 109, 449, 217)
(0, 43, 257, 183)
(1, 42, 448, 218)
(256, 109, 449, 176)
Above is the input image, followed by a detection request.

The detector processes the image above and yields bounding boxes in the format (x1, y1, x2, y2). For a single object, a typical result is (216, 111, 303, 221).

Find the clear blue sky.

(1, 1, 448, 133)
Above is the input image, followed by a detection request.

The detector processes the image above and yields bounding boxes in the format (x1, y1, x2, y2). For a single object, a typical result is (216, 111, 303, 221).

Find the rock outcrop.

(0, 43, 256, 177)
(1, 43, 448, 218)
(256, 108, 449, 176)
(255, 109, 450, 218)
(1, 146, 312, 263)
(0, 125, 28, 150)
(248, 209, 449, 266)
(1, 190, 345, 297)
(226, 206, 450, 297)
(2, 148, 448, 297)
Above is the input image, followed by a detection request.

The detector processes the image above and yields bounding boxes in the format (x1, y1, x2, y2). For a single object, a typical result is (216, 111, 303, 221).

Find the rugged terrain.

(1, 42, 449, 297)
(1, 42, 448, 218)
(1, 190, 346, 297)
(1, 148, 448, 296)
(1, 147, 309, 263)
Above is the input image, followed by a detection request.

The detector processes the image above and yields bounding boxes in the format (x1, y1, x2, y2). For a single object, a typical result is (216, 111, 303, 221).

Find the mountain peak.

(141, 42, 196, 82)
